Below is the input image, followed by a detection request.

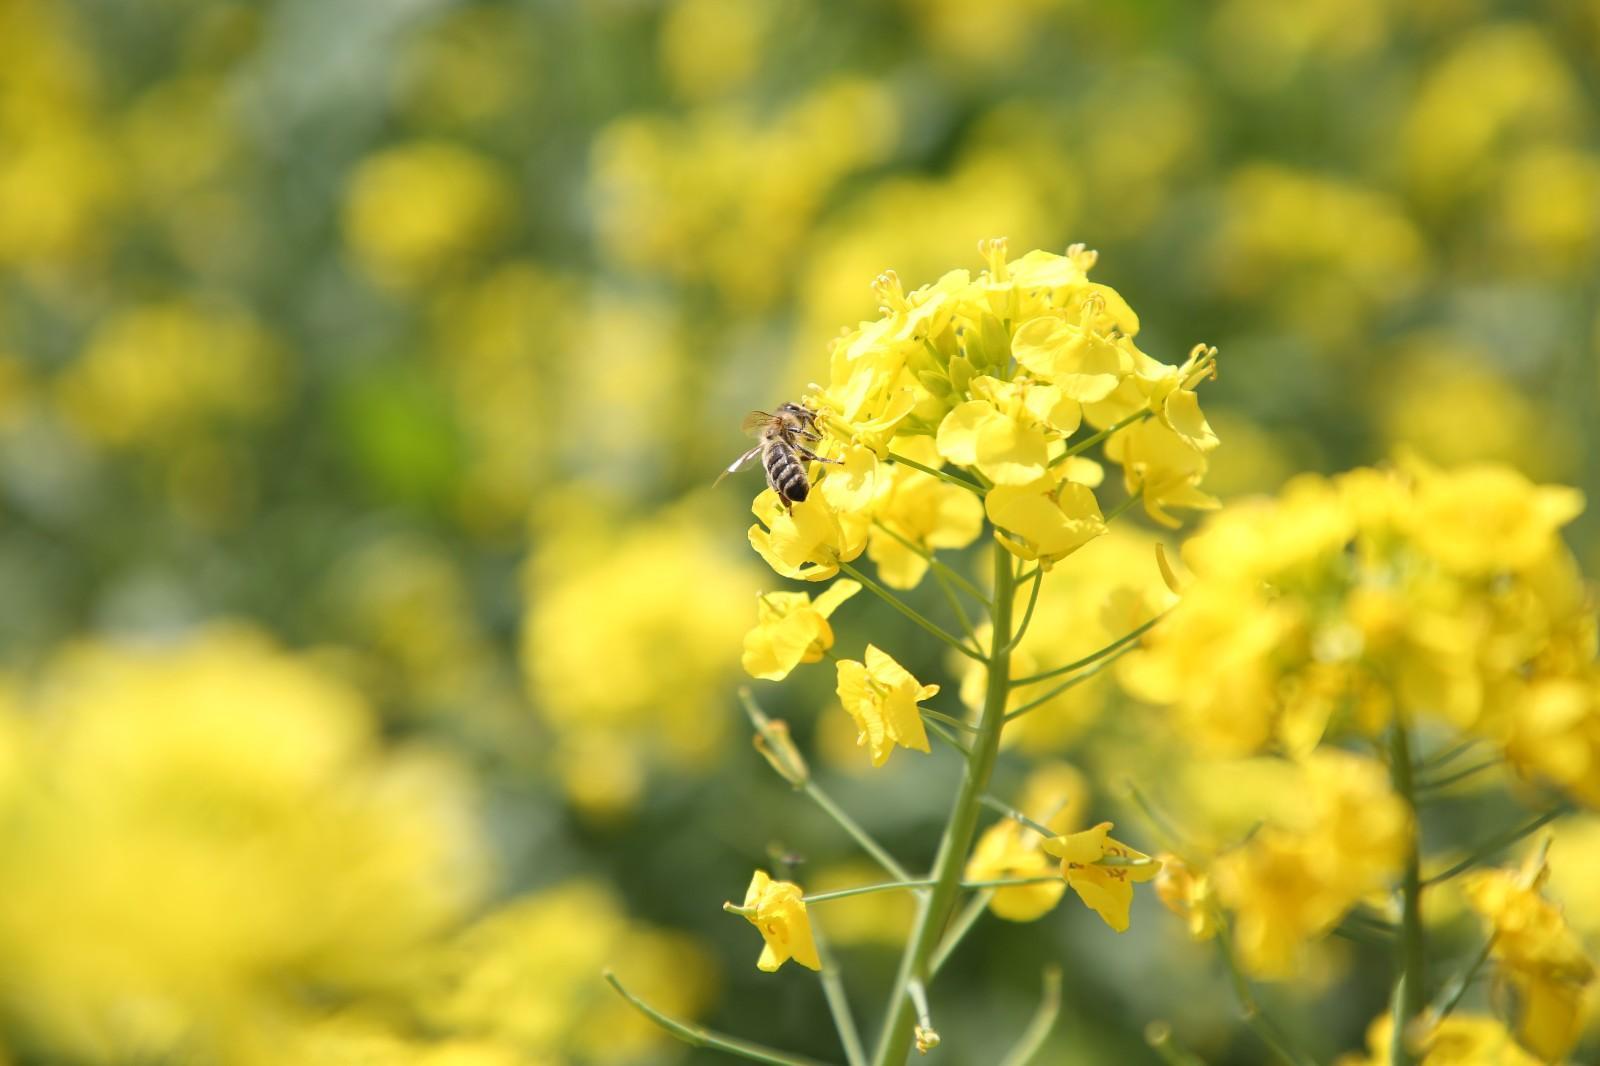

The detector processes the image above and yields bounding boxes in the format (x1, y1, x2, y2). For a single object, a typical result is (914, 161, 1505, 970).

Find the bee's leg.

(795, 445, 843, 465)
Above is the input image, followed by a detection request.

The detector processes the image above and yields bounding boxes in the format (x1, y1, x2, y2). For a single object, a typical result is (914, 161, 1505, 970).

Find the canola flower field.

(1, 1, 1599, 1064)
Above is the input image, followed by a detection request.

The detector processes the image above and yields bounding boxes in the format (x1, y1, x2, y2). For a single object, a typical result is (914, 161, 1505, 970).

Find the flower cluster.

(1123, 457, 1594, 795)
(746, 238, 1219, 593)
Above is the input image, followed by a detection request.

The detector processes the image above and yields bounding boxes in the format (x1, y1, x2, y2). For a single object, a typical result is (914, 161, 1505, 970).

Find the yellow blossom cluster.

(1124, 458, 1595, 796)
(1197, 750, 1410, 977)
(745, 239, 1219, 597)
(1339, 1012, 1542, 1066)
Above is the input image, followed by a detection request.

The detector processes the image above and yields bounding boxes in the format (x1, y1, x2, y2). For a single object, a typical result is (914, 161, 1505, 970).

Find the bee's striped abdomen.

(764, 442, 810, 504)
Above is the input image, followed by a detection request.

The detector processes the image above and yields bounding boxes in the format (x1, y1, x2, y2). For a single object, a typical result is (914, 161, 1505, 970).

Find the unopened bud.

(914, 1025, 941, 1054)
(753, 719, 809, 786)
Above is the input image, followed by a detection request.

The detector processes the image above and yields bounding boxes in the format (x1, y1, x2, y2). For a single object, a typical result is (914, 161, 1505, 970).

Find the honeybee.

(717, 402, 842, 513)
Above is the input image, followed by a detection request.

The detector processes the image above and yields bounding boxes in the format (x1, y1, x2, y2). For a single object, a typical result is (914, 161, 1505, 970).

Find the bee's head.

(777, 402, 819, 428)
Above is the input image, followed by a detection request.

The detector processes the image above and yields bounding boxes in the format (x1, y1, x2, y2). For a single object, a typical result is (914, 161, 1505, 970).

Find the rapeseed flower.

(836, 645, 939, 767)
(1042, 822, 1159, 933)
(964, 764, 1086, 921)
(731, 871, 821, 973)
(742, 580, 861, 681)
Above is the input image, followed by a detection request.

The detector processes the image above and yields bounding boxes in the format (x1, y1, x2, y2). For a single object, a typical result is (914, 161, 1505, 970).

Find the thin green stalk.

(837, 560, 986, 662)
(1418, 736, 1480, 772)
(1003, 565, 1043, 654)
(1048, 409, 1150, 468)
(929, 890, 992, 977)
(805, 781, 917, 886)
(1102, 490, 1144, 524)
(979, 794, 1056, 839)
(930, 565, 983, 651)
(1388, 720, 1425, 1066)
(922, 717, 971, 757)
(1123, 779, 1186, 852)
(1428, 934, 1497, 1024)
(1423, 804, 1573, 886)
(813, 930, 867, 1066)
(1416, 759, 1500, 795)
(996, 966, 1063, 1066)
(872, 519, 990, 606)
(1012, 613, 1165, 686)
(803, 874, 1062, 906)
(1213, 929, 1318, 1066)
(886, 450, 985, 495)
(922, 707, 979, 734)
(1003, 646, 1132, 722)
(604, 971, 833, 1066)
(737, 689, 916, 887)
(871, 547, 1018, 1066)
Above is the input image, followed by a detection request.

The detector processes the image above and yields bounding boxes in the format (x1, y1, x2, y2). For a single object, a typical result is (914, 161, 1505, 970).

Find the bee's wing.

(714, 445, 763, 486)
(740, 410, 775, 436)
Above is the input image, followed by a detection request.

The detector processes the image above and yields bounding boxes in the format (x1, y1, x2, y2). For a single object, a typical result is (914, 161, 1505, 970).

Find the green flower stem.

(814, 927, 867, 1066)
(1102, 490, 1145, 524)
(1213, 927, 1319, 1066)
(996, 966, 1063, 1066)
(1387, 719, 1426, 1066)
(836, 560, 986, 662)
(921, 706, 978, 734)
(1003, 646, 1133, 722)
(1048, 409, 1150, 468)
(1002, 565, 1043, 654)
(1012, 613, 1165, 686)
(1428, 933, 1497, 1025)
(1422, 803, 1573, 886)
(803, 873, 1063, 905)
(978, 794, 1056, 839)
(871, 546, 1017, 1066)
(928, 890, 993, 978)
(1417, 736, 1480, 771)
(1123, 778, 1187, 852)
(886, 450, 986, 495)
(604, 971, 833, 1066)
(922, 717, 971, 757)
(738, 689, 916, 887)
(807, 780, 920, 886)
(930, 566, 983, 651)
(1415, 758, 1500, 794)
(871, 519, 991, 607)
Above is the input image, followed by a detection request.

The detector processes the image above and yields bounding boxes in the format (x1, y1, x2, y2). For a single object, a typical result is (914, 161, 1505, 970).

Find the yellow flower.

(1210, 751, 1408, 977)
(1041, 822, 1159, 932)
(741, 580, 861, 681)
(731, 871, 821, 972)
(835, 645, 938, 767)
(1463, 852, 1595, 1062)
(1405, 459, 1584, 575)
(748, 489, 869, 582)
(1104, 417, 1219, 528)
(1154, 854, 1217, 941)
(986, 469, 1107, 568)
(1009, 304, 1132, 403)
(1339, 1012, 1542, 1066)
(936, 398, 1051, 486)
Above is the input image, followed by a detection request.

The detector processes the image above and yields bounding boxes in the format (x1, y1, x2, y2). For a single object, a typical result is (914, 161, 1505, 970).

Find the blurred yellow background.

(0, 0, 1596, 1062)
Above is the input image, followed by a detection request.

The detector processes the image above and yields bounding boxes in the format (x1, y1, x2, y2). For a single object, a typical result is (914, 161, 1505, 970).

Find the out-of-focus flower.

(1042, 822, 1159, 933)
(1463, 851, 1595, 1062)
(343, 141, 513, 291)
(1209, 751, 1407, 978)
(658, 0, 767, 101)
(836, 644, 939, 767)
(730, 871, 821, 972)
(867, 439, 984, 589)
(1339, 1012, 1542, 1066)
(742, 580, 861, 681)
(416, 881, 713, 1063)
(57, 299, 283, 449)
(0, 628, 489, 1063)
(1154, 854, 1217, 941)
(1125, 460, 1595, 785)
(524, 504, 756, 813)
